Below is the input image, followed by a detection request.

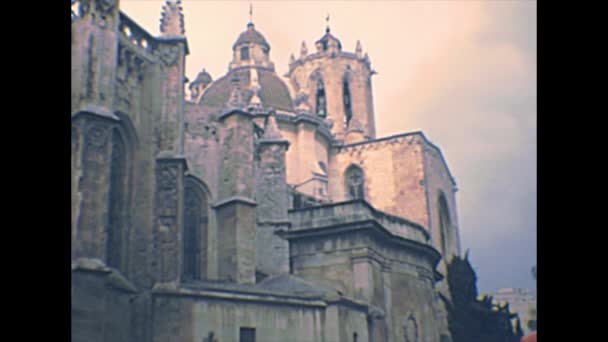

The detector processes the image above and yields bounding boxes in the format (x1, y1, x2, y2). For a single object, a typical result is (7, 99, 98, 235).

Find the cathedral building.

(71, 1, 461, 341)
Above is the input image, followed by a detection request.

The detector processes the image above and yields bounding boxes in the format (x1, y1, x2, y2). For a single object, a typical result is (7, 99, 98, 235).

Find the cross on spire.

(326, 13, 330, 33)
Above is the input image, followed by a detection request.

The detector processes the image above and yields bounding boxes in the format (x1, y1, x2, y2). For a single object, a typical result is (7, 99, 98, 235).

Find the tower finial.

(355, 40, 363, 58)
(249, 1, 253, 24)
(325, 13, 330, 33)
(160, 0, 185, 37)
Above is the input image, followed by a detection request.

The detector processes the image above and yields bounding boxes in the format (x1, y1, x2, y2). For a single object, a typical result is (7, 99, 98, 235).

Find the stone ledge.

(152, 282, 328, 308)
(72, 258, 138, 293)
(72, 106, 120, 121)
(213, 196, 257, 209)
(285, 220, 441, 266)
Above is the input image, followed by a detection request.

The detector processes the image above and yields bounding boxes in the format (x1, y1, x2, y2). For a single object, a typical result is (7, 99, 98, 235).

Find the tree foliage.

(443, 253, 523, 342)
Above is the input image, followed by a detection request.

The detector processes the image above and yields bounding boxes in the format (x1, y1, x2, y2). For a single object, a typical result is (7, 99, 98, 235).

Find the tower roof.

(233, 23, 270, 51)
(315, 27, 342, 50)
(190, 69, 213, 87)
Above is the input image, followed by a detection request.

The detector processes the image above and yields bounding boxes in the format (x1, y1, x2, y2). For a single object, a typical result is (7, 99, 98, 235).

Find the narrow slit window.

(343, 78, 353, 126)
(316, 79, 327, 117)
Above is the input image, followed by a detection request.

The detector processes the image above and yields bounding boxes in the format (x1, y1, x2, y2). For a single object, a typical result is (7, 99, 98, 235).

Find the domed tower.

(286, 25, 377, 143)
(192, 22, 294, 117)
(188, 68, 212, 103)
(230, 22, 274, 71)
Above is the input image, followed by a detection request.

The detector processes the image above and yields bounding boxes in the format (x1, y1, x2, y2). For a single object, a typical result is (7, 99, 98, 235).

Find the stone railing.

(288, 200, 429, 244)
(118, 12, 157, 58)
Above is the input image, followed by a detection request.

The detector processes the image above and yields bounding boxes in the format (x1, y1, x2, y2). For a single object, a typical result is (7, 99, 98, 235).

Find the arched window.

(438, 193, 451, 258)
(345, 165, 365, 200)
(343, 77, 353, 126)
(403, 315, 418, 342)
(183, 177, 209, 281)
(315, 78, 327, 117)
(107, 129, 128, 272)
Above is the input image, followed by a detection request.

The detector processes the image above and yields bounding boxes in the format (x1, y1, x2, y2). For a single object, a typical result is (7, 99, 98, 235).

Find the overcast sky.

(119, 0, 537, 295)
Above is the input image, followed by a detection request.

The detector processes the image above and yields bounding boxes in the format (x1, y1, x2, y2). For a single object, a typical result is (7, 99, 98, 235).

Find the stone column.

(155, 39, 188, 155)
(214, 108, 257, 284)
(73, 114, 118, 261)
(255, 111, 290, 276)
(382, 265, 394, 342)
(71, 0, 121, 117)
(352, 250, 374, 302)
(154, 155, 187, 283)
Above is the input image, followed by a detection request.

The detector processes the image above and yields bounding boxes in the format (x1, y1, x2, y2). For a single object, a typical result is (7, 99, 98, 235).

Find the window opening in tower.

(316, 79, 327, 117)
(240, 46, 250, 61)
(343, 79, 353, 127)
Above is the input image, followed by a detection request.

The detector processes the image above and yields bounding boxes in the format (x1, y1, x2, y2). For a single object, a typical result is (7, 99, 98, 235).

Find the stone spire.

(226, 74, 245, 110)
(355, 40, 363, 58)
(363, 52, 371, 65)
(289, 54, 296, 65)
(262, 110, 284, 140)
(160, 0, 185, 37)
(300, 41, 308, 58)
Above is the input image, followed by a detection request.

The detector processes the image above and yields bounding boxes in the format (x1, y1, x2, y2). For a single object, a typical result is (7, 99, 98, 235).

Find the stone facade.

(72, 1, 462, 341)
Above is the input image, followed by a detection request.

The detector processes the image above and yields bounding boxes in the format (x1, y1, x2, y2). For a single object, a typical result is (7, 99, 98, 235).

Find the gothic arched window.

(107, 129, 128, 272)
(345, 165, 365, 200)
(183, 177, 209, 281)
(316, 78, 327, 117)
(343, 77, 353, 126)
(438, 193, 451, 258)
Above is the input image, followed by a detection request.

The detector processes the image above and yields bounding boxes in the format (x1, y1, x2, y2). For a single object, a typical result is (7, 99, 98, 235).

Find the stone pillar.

(156, 39, 188, 155)
(255, 111, 290, 276)
(324, 305, 341, 342)
(215, 108, 257, 284)
(71, 0, 121, 117)
(154, 155, 187, 283)
(73, 113, 118, 261)
(352, 250, 374, 302)
(382, 265, 394, 342)
(295, 118, 317, 189)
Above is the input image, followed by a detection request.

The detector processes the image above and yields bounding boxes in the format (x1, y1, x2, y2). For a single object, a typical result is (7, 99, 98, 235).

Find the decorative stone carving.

(160, 0, 185, 36)
(346, 165, 365, 199)
(95, 0, 117, 14)
(347, 117, 364, 133)
(295, 90, 310, 112)
(156, 163, 178, 217)
(85, 124, 109, 158)
(155, 45, 181, 67)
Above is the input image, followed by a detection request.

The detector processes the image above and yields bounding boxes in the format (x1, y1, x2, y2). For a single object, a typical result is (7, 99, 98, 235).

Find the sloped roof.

(316, 28, 342, 50)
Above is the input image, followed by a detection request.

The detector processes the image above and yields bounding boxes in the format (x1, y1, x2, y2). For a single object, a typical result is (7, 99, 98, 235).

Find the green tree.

(443, 251, 522, 342)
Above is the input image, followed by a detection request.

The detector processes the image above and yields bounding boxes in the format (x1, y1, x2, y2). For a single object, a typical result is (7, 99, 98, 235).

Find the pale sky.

(120, 0, 537, 294)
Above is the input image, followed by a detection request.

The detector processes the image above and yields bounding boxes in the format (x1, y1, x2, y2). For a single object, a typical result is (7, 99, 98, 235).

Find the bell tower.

(286, 23, 377, 143)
